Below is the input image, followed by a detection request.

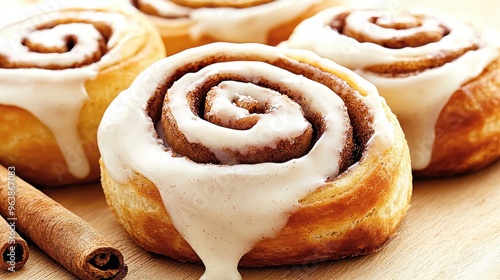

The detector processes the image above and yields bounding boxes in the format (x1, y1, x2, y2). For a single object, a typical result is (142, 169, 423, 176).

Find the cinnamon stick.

(0, 217, 29, 272)
(0, 165, 127, 279)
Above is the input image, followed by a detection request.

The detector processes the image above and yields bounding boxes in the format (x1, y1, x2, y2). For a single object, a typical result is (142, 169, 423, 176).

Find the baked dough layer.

(415, 58, 500, 177)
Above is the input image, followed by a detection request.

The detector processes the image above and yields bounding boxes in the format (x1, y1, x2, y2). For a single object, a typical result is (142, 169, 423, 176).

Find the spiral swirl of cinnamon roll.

(286, 7, 500, 176)
(2, 21, 105, 70)
(161, 59, 356, 167)
(98, 43, 412, 279)
(0, 6, 165, 186)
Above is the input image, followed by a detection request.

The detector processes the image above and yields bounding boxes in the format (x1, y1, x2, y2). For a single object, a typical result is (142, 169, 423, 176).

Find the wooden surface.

(1, 161, 499, 280)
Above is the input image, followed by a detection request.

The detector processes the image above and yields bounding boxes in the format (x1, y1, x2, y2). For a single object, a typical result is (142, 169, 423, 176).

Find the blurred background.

(1, 0, 498, 32)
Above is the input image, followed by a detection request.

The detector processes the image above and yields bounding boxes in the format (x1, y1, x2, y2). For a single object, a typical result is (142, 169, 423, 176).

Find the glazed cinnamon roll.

(0, 5, 165, 186)
(127, 0, 344, 54)
(98, 43, 412, 279)
(284, 7, 500, 177)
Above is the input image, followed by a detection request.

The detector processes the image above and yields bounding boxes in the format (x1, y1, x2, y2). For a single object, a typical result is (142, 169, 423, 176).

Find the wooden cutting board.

(1, 161, 499, 279)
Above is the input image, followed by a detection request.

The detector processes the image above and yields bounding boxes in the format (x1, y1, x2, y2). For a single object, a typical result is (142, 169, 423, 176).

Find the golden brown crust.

(137, 0, 344, 55)
(0, 7, 165, 186)
(99, 44, 412, 266)
(414, 57, 500, 177)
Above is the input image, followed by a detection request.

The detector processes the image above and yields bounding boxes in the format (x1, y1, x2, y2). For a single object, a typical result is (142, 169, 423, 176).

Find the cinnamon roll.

(98, 43, 412, 279)
(127, 0, 344, 55)
(284, 7, 500, 177)
(0, 5, 165, 186)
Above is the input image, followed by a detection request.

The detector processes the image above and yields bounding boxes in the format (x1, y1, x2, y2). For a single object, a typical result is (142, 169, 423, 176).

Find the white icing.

(285, 6, 500, 169)
(5, 23, 103, 68)
(0, 9, 147, 179)
(137, 0, 191, 18)
(204, 82, 266, 127)
(167, 61, 337, 162)
(190, 0, 320, 42)
(203, 80, 309, 145)
(97, 43, 394, 279)
(132, 0, 321, 42)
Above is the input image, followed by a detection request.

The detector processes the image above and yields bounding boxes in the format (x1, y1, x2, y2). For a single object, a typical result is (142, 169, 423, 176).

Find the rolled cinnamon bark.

(0, 217, 29, 272)
(0, 165, 127, 279)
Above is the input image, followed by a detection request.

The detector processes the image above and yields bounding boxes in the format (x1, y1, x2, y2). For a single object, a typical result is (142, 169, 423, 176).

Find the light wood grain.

(1, 161, 499, 280)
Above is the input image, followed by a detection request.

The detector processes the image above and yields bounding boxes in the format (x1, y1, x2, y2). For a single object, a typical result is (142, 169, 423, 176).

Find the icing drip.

(0, 69, 95, 178)
(98, 43, 394, 279)
(285, 7, 500, 169)
(133, 0, 320, 42)
(0, 9, 147, 178)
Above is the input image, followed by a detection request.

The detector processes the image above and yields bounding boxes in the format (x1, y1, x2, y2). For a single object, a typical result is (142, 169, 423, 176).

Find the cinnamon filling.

(0, 20, 110, 70)
(162, 73, 317, 164)
(329, 12, 450, 49)
(147, 53, 375, 175)
(366, 45, 479, 76)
